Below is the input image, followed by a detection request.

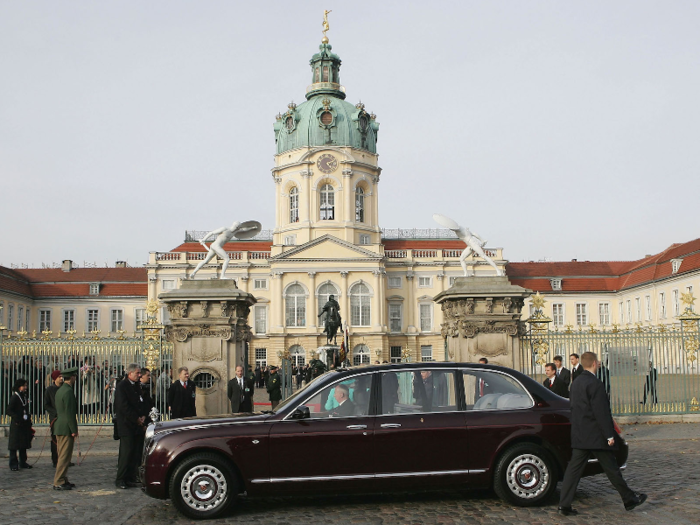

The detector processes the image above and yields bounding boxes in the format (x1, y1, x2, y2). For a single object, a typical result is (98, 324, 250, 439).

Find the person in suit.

(227, 365, 254, 413)
(543, 363, 569, 398)
(114, 363, 146, 489)
(558, 352, 646, 516)
(329, 384, 355, 417)
(553, 356, 571, 387)
(44, 370, 63, 467)
(570, 353, 583, 382)
(168, 367, 197, 419)
(641, 361, 658, 405)
(53, 367, 79, 490)
(8, 378, 33, 471)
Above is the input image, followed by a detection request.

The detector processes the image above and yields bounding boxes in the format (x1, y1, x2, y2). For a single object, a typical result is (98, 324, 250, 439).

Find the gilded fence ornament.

(17, 330, 28, 341)
(690, 397, 699, 412)
(117, 329, 126, 340)
(588, 323, 598, 334)
(66, 329, 77, 340)
(90, 329, 101, 340)
(31, 330, 37, 338)
(677, 291, 700, 364)
(41, 329, 53, 341)
(526, 292, 552, 366)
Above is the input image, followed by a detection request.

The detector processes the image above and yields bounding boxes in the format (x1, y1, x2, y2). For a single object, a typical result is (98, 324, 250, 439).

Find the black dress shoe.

(125, 481, 140, 488)
(625, 493, 648, 511)
(53, 484, 72, 491)
(66, 482, 76, 488)
(20, 464, 33, 469)
(115, 481, 128, 489)
(558, 507, 578, 516)
(10, 466, 19, 472)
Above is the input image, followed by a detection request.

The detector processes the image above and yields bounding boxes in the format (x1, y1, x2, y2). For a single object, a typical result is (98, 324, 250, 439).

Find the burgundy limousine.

(141, 362, 628, 519)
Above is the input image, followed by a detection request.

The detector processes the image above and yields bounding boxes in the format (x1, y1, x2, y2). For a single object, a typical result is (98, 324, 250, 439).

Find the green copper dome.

(274, 43, 379, 155)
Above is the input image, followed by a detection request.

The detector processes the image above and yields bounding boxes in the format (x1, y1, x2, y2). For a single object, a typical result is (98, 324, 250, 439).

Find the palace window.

(17, 306, 24, 331)
(352, 344, 370, 366)
(7, 304, 13, 331)
(355, 187, 364, 223)
(421, 345, 434, 362)
(626, 300, 632, 323)
(419, 303, 433, 332)
(254, 305, 267, 334)
(635, 297, 641, 322)
(390, 345, 402, 363)
(255, 348, 267, 368)
(162, 280, 175, 291)
(135, 308, 146, 331)
(550, 278, 562, 291)
(111, 309, 124, 332)
(87, 309, 99, 332)
(418, 276, 432, 288)
(672, 289, 680, 316)
(285, 283, 306, 327)
(598, 303, 610, 326)
(284, 235, 297, 246)
(350, 282, 371, 326)
(359, 234, 370, 245)
(389, 303, 402, 333)
(619, 301, 624, 323)
(575, 303, 587, 326)
(289, 187, 299, 223)
(39, 309, 51, 332)
(89, 283, 100, 295)
(289, 345, 306, 367)
(645, 295, 652, 321)
(319, 184, 335, 220)
(25, 309, 29, 331)
(254, 278, 268, 290)
(0, 301, 4, 326)
(552, 303, 564, 327)
(659, 292, 666, 319)
(63, 309, 75, 332)
(671, 259, 682, 274)
(387, 276, 401, 288)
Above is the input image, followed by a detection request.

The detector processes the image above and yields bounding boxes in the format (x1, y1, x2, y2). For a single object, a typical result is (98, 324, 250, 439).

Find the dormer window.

(89, 283, 100, 295)
(671, 259, 682, 274)
(550, 278, 562, 291)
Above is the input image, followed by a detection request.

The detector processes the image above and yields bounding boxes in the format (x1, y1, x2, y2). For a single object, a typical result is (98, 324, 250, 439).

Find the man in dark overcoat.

(8, 378, 33, 471)
(167, 366, 197, 418)
(266, 366, 282, 410)
(114, 363, 145, 489)
(543, 363, 569, 398)
(569, 353, 583, 382)
(558, 352, 646, 516)
(553, 356, 571, 387)
(227, 365, 255, 413)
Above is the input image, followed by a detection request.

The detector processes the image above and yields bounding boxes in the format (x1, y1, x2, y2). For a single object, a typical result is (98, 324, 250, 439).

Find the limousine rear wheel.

(494, 444, 557, 506)
(170, 452, 238, 520)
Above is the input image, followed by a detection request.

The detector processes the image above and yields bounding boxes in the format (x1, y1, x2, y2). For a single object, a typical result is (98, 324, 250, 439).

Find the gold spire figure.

(322, 10, 332, 43)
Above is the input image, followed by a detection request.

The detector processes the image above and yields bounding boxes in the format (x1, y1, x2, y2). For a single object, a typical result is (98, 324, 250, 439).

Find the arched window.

(355, 187, 364, 223)
(289, 345, 306, 367)
(289, 187, 299, 223)
(353, 344, 370, 366)
(317, 282, 339, 323)
(285, 283, 306, 327)
(320, 184, 335, 220)
(350, 282, 371, 326)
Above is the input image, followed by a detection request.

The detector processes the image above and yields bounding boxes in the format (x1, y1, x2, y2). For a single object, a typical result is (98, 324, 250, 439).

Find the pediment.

(272, 235, 381, 262)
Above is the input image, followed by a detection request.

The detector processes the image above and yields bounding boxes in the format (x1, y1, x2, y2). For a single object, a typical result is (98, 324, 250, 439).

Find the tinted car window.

(303, 375, 372, 419)
(463, 370, 533, 410)
(381, 370, 457, 414)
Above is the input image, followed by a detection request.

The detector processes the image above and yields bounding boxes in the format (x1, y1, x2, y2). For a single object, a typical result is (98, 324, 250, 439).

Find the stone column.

(340, 271, 349, 325)
(406, 272, 416, 333)
(160, 280, 256, 416)
(271, 271, 284, 331)
(308, 271, 317, 329)
(434, 276, 531, 368)
(373, 270, 382, 330)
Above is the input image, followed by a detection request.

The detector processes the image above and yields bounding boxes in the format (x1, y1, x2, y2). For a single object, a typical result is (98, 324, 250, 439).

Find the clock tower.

(270, 34, 381, 254)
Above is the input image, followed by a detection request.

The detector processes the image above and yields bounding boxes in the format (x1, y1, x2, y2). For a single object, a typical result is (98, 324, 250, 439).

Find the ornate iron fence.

(520, 293, 700, 416)
(0, 307, 173, 426)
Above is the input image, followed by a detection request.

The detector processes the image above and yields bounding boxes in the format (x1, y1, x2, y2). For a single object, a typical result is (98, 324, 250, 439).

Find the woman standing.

(8, 378, 34, 471)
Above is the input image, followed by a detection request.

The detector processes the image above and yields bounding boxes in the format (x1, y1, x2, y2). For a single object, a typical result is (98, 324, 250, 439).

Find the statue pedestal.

(159, 280, 256, 416)
(433, 276, 532, 368)
(316, 345, 340, 367)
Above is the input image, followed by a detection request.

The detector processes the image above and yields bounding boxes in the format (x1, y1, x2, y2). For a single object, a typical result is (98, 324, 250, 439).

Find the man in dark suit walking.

(168, 367, 197, 419)
(553, 356, 571, 387)
(227, 365, 254, 413)
(543, 363, 569, 398)
(114, 363, 145, 489)
(558, 352, 646, 516)
(569, 353, 583, 382)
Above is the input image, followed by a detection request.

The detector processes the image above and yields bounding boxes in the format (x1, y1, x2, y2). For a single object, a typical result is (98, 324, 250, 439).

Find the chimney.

(571, 259, 577, 262)
(61, 260, 73, 272)
(115, 261, 127, 268)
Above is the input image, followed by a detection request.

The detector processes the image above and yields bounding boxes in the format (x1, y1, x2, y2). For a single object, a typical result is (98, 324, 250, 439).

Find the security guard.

(266, 366, 282, 410)
(53, 367, 78, 491)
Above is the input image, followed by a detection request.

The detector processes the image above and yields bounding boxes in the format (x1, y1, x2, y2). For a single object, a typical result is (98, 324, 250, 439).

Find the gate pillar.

(434, 276, 531, 367)
(160, 280, 256, 416)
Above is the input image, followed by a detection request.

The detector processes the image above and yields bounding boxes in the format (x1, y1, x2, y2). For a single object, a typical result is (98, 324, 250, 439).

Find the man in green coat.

(53, 367, 79, 490)
(266, 366, 282, 410)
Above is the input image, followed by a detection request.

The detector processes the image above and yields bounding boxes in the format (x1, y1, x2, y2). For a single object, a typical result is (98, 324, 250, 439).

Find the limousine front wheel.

(494, 444, 557, 506)
(170, 453, 238, 519)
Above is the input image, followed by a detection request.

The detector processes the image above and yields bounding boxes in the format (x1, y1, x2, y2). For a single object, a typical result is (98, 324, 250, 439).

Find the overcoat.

(114, 378, 144, 437)
(54, 383, 78, 436)
(167, 380, 197, 418)
(569, 370, 617, 450)
(543, 375, 569, 398)
(8, 391, 33, 450)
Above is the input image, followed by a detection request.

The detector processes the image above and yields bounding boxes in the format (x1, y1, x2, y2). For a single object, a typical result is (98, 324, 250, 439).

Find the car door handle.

(380, 423, 402, 429)
(346, 424, 367, 430)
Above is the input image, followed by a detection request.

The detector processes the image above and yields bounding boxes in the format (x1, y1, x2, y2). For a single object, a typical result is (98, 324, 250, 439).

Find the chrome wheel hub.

(180, 464, 228, 512)
(506, 453, 549, 499)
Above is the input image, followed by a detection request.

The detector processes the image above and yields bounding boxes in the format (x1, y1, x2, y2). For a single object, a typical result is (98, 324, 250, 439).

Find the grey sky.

(1, 1, 699, 267)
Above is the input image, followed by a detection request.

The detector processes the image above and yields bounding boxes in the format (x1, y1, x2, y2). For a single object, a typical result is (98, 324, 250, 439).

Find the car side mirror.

(291, 405, 310, 420)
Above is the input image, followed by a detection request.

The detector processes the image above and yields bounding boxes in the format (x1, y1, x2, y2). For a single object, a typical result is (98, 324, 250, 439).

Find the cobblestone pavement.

(1, 424, 698, 525)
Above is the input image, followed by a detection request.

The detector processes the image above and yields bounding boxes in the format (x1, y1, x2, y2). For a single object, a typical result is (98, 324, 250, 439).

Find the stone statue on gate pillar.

(318, 295, 342, 345)
(433, 214, 503, 276)
(189, 220, 262, 279)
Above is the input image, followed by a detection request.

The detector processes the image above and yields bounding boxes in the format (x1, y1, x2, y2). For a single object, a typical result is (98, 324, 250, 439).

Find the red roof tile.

(13, 267, 147, 283)
(0, 267, 32, 298)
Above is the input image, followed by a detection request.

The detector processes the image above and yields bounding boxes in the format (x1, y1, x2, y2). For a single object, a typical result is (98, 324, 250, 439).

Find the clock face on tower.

(317, 153, 338, 174)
